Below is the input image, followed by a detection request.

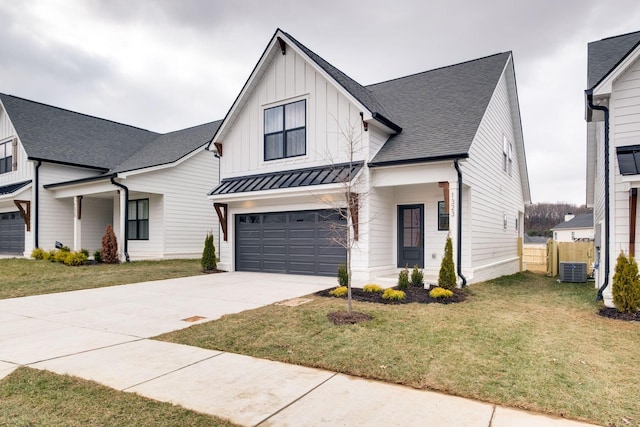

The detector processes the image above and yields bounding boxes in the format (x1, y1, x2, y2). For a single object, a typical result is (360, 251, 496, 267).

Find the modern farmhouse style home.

(208, 29, 530, 284)
(0, 93, 221, 260)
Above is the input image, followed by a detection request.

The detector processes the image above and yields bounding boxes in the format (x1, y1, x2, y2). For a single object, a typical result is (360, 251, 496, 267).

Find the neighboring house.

(585, 30, 640, 306)
(0, 93, 221, 260)
(207, 29, 530, 283)
(551, 213, 594, 242)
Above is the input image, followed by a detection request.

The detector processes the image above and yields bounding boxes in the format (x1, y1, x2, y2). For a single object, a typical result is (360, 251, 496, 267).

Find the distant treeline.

(524, 203, 592, 237)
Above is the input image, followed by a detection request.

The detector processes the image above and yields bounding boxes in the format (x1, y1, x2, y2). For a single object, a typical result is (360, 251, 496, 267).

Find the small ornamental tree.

(101, 224, 120, 264)
(201, 231, 217, 272)
(612, 251, 640, 313)
(438, 235, 456, 291)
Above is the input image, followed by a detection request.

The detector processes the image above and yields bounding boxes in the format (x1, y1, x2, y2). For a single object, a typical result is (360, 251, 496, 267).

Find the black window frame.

(127, 199, 149, 241)
(263, 99, 306, 161)
(616, 145, 640, 176)
(437, 201, 449, 231)
(0, 140, 12, 175)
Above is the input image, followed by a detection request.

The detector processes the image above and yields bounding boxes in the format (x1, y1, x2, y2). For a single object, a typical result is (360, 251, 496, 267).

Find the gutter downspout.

(34, 160, 41, 249)
(110, 177, 130, 262)
(454, 159, 467, 287)
(587, 92, 610, 301)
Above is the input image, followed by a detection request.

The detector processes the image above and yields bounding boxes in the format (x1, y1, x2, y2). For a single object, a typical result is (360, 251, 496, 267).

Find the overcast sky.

(1, 0, 640, 205)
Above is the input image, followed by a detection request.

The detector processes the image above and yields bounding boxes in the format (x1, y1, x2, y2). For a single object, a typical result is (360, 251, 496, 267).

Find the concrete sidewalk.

(0, 272, 600, 427)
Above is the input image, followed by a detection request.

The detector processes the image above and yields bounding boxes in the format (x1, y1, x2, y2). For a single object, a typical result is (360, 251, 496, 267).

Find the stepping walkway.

(0, 273, 600, 427)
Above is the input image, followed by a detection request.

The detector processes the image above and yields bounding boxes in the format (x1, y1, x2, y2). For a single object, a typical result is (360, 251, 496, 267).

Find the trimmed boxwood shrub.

(438, 236, 456, 290)
(337, 264, 348, 287)
(398, 265, 410, 291)
(612, 251, 640, 313)
(410, 264, 424, 287)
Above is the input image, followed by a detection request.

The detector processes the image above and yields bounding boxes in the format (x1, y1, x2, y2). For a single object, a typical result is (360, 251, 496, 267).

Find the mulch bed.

(598, 307, 640, 322)
(202, 269, 227, 274)
(315, 285, 467, 305)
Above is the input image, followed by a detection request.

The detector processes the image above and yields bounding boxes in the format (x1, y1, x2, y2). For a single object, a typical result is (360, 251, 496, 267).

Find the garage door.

(0, 211, 25, 254)
(235, 209, 347, 276)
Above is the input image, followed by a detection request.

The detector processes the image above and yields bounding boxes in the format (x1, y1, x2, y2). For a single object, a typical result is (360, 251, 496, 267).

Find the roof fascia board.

(368, 153, 469, 168)
(28, 157, 110, 172)
(593, 44, 640, 96)
(43, 173, 116, 190)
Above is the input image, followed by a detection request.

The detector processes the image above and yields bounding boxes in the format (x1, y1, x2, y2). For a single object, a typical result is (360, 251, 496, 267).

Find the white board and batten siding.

(123, 150, 219, 259)
(219, 47, 368, 181)
(464, 62, 524, 279)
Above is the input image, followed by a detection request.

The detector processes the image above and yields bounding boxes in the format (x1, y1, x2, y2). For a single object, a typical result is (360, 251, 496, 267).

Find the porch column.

(73, 196, 82, 251)
(448, 180, 460, 283)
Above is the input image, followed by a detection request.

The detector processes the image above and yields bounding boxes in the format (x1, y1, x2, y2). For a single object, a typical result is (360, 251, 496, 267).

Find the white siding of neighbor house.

(38, 163, 99, 250)
(553, 228, 595, 242)
(464, 62, 524, 278)
(0, 106, 32, 186)
(123, 150, 219, 259)
(219, 47, 367, 180)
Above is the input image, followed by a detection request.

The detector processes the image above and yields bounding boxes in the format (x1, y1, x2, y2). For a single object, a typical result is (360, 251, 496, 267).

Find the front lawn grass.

(0, 258, 203, 300)
(0, 367, 238, 426)
(157, 272, 640, 426)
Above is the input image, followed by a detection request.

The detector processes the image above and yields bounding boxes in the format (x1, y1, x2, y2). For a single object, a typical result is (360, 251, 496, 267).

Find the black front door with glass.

(398, 205, 424, 268)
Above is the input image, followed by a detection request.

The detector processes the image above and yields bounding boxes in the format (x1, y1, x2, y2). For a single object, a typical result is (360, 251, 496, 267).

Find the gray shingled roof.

(281, 30, 399, 130)
(111, 120, 222, 173)
(587, 30, 640, 89)
(551, 213, 594, 230)
(0, 93, 220, 174)
(368, 52, 511, 166)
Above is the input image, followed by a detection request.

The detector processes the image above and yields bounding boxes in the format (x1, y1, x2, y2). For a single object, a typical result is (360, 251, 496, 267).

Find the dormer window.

(264, 100, 306, 161)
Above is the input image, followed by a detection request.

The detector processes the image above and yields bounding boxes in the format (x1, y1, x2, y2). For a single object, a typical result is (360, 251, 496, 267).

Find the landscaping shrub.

(201, 231, 217, 271)
(93, 250, 102, 263)
(337, 264, 348, 287)
(398, 265, 410, 290)
(31, 248, 45, 260)
(80, 248, 89, 257)
(53, 248, 70, 264)
(101, 224, 120, 264)
(429, 286, 454, 299)
(612, 251, 640, 313)
(63, 251, 88, 266)
(43, 250, 56, 261)
(438, 236, 456, 290)
(363, 283, 383, 293)
(329, 286, 348, 297)
(410, 264, 424, 287)
(382, 288, 406, 301)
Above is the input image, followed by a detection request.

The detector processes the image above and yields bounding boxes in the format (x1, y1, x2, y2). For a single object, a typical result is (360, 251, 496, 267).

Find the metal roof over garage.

(0, 180, 31, 196)
(209, 162, 363, 196)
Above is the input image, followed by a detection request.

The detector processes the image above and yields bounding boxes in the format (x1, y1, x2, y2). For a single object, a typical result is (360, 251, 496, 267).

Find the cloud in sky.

(1, 0, 640, 204)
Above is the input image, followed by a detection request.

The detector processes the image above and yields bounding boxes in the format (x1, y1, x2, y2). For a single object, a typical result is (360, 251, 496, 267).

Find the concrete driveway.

(0, 272, 600, 427)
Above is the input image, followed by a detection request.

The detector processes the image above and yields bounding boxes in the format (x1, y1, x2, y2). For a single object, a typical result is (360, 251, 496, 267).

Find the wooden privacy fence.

(524, 240, 595, 276)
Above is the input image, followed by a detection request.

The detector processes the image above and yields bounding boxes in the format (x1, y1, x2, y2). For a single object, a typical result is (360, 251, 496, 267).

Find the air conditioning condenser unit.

(559, 262, 587, 283)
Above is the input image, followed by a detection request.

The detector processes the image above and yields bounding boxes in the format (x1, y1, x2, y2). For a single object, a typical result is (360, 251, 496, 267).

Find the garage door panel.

(0, 211, 25, 254)
(235, 209, 346, 276)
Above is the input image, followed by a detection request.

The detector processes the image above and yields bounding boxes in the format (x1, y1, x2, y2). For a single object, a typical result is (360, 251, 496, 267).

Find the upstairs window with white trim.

(502, 136, 513, 176)
(264, 100, 306, 161)
(0, 139, 13, 175)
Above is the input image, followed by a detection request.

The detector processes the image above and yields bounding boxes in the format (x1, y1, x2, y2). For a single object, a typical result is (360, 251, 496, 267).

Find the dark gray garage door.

(0, 211, 25, 254)
(235, 209, 347, 276)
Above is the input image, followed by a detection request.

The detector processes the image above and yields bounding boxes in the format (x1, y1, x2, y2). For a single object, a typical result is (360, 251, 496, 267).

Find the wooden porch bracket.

(213, 142, 223, 157)
(13, 200, 31, 231)
(277, 36, 286, 55)
(214, 203, 228, 241)
(438, 182, 450, 213)
(630, 188, 637, 257)
(348, 193, 359, 241)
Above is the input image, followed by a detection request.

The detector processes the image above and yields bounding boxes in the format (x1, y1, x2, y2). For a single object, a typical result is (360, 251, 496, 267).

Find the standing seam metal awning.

(209, 162, 364, 196)
(0, 180, 31, 196)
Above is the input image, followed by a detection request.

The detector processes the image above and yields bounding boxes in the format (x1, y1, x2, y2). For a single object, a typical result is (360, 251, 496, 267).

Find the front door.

(398, 204, 424, 268)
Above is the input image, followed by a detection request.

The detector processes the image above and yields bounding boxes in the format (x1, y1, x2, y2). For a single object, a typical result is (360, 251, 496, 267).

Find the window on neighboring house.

(502, 136, 513, 176)
(264, 99, 306, 161)
(127, 199, 149, 240)
(438, 201, 449, 231)
(503, 213, 508, 230)
(616, 145, 640, 175)
(571, 231, 575, 240)
(0, 139, 13, 174)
